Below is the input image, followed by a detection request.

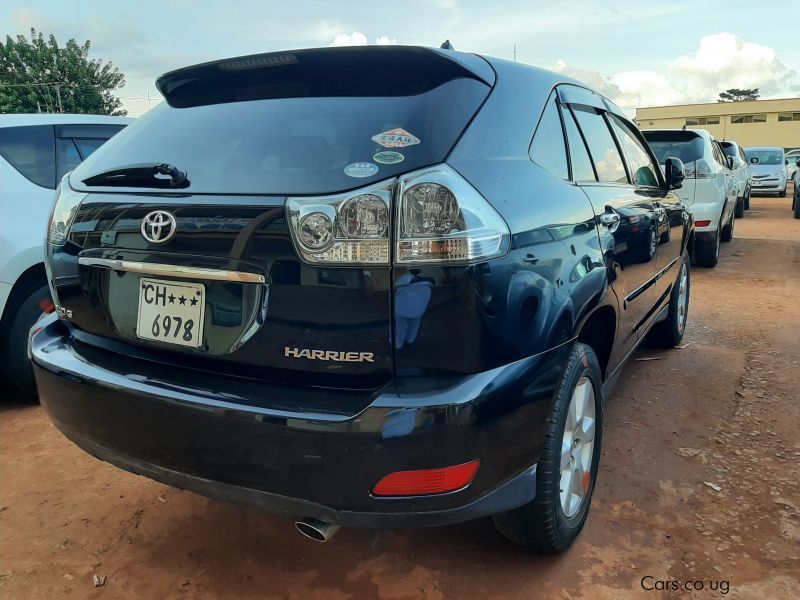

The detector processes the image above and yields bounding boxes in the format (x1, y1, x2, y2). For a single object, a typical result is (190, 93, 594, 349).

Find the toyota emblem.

(141, 210, 177, 244)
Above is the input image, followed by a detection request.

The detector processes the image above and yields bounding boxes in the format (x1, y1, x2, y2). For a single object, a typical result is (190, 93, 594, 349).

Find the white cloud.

(375, 35, 399, 45)
(669, 32, 796, 98)
(553, 33, 798, 115)
(331, 31, 368, 46)
(330, 31, 399, 46)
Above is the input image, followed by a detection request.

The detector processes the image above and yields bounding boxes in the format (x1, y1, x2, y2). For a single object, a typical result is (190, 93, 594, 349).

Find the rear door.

(559, 89, 658, 360)
(52, 47, 493, 393)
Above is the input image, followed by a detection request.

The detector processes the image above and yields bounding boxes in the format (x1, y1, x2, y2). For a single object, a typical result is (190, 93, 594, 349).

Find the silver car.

(745, 146, 788, 197)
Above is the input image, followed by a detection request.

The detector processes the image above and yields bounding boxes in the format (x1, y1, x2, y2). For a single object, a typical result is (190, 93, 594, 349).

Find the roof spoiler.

(156, 46, 494, 109)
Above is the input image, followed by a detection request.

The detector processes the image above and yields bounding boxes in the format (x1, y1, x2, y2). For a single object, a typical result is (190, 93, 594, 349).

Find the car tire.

(779, 186, 787, 198)
(734, 196, 744, 218)
(744, 188, 751, 210)
(694, 227, 720, 268)
(648, 251, 690, 348)
(794, 192, 800, 219)
(0, 284, 51, 395)
(492, 342, 603, 554)
(721, 211, 734, 242)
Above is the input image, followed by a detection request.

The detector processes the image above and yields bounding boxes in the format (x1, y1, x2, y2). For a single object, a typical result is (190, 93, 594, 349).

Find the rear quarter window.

(0, 125, 56, 188)
(529, 94, 569, 180)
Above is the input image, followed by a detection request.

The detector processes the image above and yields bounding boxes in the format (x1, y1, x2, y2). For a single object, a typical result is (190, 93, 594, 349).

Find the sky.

(2, 0, 798, 116)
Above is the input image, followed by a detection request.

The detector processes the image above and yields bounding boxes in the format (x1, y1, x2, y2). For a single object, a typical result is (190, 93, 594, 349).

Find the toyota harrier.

(32, 46, 693, 553)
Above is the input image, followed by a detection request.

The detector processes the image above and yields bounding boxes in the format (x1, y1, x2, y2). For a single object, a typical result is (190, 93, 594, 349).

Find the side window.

(56, 138, 83, 180)
(74, 138, 109, 159)
(562, 109, 596, 182)
(529, 94, 569, 180)
(738, 146, 747, 163)
(714, 143, 728, 168)
(608, 115, 660, 187)
(571, 107, 628, 183)
(0, 125, 56, 189)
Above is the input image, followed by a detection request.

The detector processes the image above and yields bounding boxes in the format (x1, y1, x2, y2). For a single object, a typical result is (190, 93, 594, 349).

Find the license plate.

(136, 278, 205, 347)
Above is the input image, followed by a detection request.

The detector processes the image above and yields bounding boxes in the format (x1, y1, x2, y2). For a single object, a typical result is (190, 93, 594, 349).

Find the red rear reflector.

(40, 298, 55, 314)
(695, 220, 711, 228)
(372, 460, 480, 497)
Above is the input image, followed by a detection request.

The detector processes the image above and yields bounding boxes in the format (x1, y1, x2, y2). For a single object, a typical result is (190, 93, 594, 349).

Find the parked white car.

(720, 141, 752, 216)
(0, 113, 131, 392)
(786, 149, 800, 182)
(745, 146, 788, 197)
(643, 128, 737, 268)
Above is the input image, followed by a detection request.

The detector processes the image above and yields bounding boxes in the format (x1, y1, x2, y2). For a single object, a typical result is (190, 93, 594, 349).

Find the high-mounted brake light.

(372, 461, 481, 497)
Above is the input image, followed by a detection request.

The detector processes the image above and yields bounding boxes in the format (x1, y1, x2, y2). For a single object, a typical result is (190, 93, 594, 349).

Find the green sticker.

(373, 151, 405, 165)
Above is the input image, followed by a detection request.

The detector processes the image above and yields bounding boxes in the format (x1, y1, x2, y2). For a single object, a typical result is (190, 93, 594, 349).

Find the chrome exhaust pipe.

(294, 517, 340, 542)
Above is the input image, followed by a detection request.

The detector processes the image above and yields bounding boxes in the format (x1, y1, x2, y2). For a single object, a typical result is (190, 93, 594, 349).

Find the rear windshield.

(744, 149, 784, 165)
(71, 78, 490, 195)
(643, 131, 704, 164)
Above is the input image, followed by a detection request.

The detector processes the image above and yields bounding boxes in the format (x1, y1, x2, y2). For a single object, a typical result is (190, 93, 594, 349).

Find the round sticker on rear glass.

(344, 162, 379, 178)
(373, 151, 405, 165)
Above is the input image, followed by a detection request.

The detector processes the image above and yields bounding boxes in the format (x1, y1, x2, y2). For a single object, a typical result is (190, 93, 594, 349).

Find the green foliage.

(0, 28, 126, 115)
(717, 88, 760, 103)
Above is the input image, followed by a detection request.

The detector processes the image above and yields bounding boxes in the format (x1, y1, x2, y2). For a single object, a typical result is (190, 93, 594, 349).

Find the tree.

(0, 28, 126, 115)
(717, 88, 760, 103)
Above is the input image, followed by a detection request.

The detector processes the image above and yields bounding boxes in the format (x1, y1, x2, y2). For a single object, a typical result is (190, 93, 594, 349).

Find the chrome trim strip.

(77, 257, 266, 284)
(624, 255, 680, 305)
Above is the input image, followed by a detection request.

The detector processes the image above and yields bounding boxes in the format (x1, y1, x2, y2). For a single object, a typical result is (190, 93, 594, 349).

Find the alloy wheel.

(677, 262, 689, 334)
(559, 377, 596, 518)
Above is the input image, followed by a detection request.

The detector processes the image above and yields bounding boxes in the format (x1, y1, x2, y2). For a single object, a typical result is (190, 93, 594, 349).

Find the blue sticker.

(373, 151, 405, 165)
(344, 162, 379, 178)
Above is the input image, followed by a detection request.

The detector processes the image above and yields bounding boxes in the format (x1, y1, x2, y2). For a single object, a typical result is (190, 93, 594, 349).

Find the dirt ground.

(1, 189, 798, 600)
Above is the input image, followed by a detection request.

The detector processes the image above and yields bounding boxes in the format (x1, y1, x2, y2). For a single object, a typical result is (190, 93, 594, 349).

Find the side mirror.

(750, 157, 759, 164)
(726, 156, 735, 170)
(664, 157, 685, 190)
(785, 159, 789, 165)
(796, 159, 800, 168)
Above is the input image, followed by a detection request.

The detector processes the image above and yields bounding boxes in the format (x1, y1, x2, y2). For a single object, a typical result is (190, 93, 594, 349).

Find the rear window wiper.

(82, 163, 189, 189)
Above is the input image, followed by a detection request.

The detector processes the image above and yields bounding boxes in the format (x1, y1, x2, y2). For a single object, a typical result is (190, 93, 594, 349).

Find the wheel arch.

(575, 304, 617, 381)
(0, 262, 48, 326)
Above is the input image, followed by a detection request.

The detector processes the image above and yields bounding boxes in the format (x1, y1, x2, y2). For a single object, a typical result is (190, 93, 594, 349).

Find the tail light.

(287, 182, 392, 265)
(286, 165, 510, 266)
(396, 165, 509, 264)
(684, 159, 713, 179)
(47, 175, 88, 246)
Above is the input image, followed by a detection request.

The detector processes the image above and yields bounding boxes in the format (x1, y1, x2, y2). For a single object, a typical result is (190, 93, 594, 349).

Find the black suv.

(33, 46, 692, 553)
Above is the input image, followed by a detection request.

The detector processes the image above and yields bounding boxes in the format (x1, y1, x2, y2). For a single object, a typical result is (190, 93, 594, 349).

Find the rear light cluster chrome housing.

(287, 165, 510, 266)
(683, 160, 713, 179)
(47, 175, 88, 246)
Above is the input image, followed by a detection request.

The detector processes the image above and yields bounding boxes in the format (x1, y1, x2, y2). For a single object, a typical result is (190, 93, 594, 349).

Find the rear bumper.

(688, 201, 724, 233)
(31, 315, 568, 528)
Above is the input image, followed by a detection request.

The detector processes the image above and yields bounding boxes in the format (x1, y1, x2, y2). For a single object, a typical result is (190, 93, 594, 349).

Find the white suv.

(720, 140, 752, 216)
(0, 114, 131, 392)
(643, 128, 737, 268)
